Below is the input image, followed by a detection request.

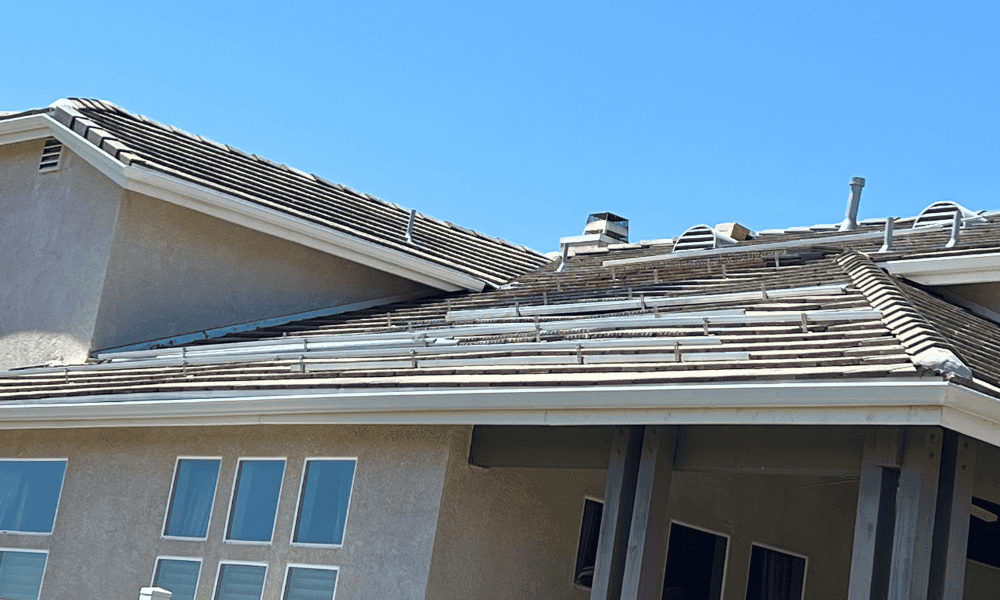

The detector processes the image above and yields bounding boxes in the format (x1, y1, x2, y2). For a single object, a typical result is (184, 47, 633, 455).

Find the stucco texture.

(0, 424, 460, 600)
(92, 191, 432, 350)
(426, 450, 606, 600)
(0, 139, 123, 369)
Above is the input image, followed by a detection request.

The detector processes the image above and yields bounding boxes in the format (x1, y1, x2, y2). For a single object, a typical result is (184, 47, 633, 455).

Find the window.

(968, 496, 1000, 568)
(0, 459, 67, 534)
(153, 557, 202, 600)
(225, 459, 285, 543)
(662, 522, 728, 600)
(282, 565, 338, 600)
(213, 562, 267, 600)
(0, 549, 47, 600)
(292, 459, 356, 546)
(163, 458, 221, 539)
(573, 498, 604, 588)
(745, 544, 806, 600)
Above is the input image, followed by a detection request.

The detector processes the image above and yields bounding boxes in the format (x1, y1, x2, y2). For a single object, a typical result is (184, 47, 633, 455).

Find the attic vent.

(913, 201, 984, 228)
(38, 138, 62, 172)
(672, 225, 738, 253)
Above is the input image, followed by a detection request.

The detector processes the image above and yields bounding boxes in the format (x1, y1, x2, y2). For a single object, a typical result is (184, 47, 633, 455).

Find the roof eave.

(0, 113, 487, 293)
(2, 378, 985, 436)
(879, 253, 1000, 286)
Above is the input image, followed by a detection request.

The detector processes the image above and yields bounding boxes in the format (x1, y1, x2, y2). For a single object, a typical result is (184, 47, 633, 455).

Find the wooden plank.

(888, 427, 943, 600)
(620, 426, 677, 600)
(591, 426, 644, 600)
(848, 427, 901, 600)
(930, 432, 976, 599)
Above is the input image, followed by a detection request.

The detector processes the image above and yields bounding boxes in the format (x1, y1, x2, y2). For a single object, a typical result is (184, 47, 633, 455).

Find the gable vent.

(913, 201, 984, 228)
(672, 224, 739, 253)
(38, 138, 62, 172)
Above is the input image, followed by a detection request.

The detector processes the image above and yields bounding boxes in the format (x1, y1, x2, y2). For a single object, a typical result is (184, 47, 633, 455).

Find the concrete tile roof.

(33, 98, 550, 288)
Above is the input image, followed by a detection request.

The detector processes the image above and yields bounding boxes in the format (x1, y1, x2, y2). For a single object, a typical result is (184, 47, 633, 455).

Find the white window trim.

(281, 563, 340, 600)
(289, 457, 357, 548)
(665, 520, 731, 599)
(0, 458, 68, 536)
(151, 555, 203, 600)
(161, 456, 222, 541)
(0, 547, 48, 600)
(745, 541, 809, 600)
(211, 560, 268, 600)
(223, 457, 286, 545)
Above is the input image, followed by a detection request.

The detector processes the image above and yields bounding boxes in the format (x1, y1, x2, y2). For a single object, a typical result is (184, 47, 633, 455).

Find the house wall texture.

(425, 458, 606, 600)
(91, 190, 432, 351)
(0, 139, 123, 370)
(0, 424, 461, 600)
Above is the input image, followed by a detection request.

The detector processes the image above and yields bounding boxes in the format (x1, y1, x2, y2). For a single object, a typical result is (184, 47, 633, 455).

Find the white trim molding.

(881, 254, 1000, 286)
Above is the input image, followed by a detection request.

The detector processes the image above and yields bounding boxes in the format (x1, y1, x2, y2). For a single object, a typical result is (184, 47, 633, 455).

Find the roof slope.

(15, 99, 549, 288)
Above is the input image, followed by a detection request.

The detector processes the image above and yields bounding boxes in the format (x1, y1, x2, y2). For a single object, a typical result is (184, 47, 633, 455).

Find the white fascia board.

(881, 254, 1000, 286)
(0, 379, 955, 430)
(1, 114, 484, 292)
(123, 165, 484, 292)
(0, 114, 53, 145)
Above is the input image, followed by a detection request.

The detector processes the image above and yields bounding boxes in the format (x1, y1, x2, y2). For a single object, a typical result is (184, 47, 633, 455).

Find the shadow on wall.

(0, 330, 90, 371)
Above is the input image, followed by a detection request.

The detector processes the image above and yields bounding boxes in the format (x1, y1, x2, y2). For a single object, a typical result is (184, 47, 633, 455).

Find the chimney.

(839, 177, 865, 232)
(559, 212, 629, 256)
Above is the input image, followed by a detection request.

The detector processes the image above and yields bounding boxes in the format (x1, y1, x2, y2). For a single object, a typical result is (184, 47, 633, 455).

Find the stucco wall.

(0, 139, 123, 369)
(92, 191, 432, 350)
(426, 454, 606, 600)
(0, 424, 460, 600)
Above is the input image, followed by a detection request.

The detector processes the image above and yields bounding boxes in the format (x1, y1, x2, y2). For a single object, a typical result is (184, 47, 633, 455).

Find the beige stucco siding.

(0, 139, 123, 369)
(92, 191, 432, 350)
(0, 424, 460, 600)
(426, 459, 606, 599)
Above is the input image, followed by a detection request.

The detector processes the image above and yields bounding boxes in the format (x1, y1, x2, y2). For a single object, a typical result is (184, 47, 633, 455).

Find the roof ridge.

(836, 251, 972, 380)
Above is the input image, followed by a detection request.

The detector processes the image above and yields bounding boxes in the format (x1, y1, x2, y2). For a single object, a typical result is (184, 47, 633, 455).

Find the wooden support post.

(888, 427, 943, 600)
(848, 427, 902, 600)
(620, 426, 678, 600)
(591, 426, 644, 600)
(929, 431, 976, 599)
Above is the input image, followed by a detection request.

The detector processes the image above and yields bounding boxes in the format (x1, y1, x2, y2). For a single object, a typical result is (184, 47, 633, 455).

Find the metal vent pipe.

(839, 177, 866, 231)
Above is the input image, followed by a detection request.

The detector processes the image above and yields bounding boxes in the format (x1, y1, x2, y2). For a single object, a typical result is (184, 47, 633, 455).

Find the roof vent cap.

(913, 201, 985, 228)
(583, 212, 629, 242)
(672, 224, 738, 253)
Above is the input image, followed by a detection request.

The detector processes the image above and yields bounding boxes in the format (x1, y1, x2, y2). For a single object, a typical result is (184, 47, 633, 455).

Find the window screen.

(164, 459, 220, 538)
(214, 563, 266, 600)
(283, 566, 338, 600)
(0, 550, 47, 600)
(154, 558, 201, 600)
(573, 498, 603, 588)
(745, 545, 806, 600)
(293, 460, 356, 545)
(226, 460, 285, 542)
(0, 460, 66, 534)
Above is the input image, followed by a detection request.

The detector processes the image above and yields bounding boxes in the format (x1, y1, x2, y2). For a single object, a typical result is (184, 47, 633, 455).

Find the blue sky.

(3, 0, 998, 252)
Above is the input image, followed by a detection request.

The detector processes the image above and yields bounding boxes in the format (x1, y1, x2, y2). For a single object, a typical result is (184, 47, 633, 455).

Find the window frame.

(211, 560, 268, 600)
(280, 563, 340, 600)
(744, 542, 808, 600)
(289, 457, 358, 549)
(663, 520, 731, 599)
(223, 457, 286, 545)
(151, 555, 203, 600)
(0, 547, 49, 600)
(161, 456, 222, 542)
(0, 457, 68, 536)
(571, 495, 604, 589)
